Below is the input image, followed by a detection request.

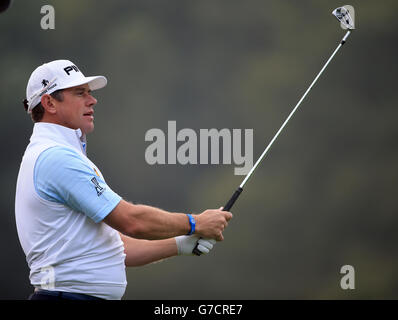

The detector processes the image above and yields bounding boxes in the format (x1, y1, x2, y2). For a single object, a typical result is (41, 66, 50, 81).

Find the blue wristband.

(186, 214, 196, 235)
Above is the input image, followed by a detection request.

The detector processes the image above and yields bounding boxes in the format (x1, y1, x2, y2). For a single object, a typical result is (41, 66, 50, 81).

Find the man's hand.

(194, 209, 233, 241)
(175, 235, 216, 256)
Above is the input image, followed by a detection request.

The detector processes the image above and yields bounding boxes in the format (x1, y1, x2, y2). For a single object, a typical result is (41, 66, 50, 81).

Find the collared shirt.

(15, 123, 127, 300)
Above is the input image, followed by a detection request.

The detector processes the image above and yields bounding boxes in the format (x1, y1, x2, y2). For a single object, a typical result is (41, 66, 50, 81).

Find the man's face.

(53, 84, 98, 134)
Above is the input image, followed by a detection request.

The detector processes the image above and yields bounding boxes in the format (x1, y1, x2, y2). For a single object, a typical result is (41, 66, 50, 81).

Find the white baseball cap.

(25, 59, 107, 113)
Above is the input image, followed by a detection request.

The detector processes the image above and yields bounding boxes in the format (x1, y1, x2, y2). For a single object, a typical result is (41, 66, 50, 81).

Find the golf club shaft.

(193, 30, 351, 256)
(240, 30, 351, 189)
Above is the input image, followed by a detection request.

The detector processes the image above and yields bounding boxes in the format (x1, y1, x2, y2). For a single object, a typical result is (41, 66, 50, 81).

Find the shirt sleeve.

(34, 146, 122, 223)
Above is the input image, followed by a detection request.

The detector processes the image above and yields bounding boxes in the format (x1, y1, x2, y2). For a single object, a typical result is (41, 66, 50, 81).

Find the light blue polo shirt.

(34, 146, 121, 223)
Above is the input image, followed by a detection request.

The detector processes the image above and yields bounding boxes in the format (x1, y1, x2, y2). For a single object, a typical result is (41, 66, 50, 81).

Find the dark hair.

(23, 89, 64, 123)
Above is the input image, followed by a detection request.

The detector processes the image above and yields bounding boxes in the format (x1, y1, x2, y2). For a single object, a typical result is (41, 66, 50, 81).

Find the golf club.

(193, 5, 356, 255)
(0, 0, 12, 13)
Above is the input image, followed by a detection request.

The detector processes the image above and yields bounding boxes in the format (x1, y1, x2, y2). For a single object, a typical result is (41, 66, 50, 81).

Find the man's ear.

(40, 94, 57, 115)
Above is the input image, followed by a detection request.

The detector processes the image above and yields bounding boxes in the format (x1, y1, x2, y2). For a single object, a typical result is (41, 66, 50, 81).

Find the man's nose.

(87, 94, 97, 106)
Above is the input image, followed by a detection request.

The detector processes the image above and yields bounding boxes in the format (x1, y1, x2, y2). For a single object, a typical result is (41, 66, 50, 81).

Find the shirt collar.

(31, 122, 87, 155)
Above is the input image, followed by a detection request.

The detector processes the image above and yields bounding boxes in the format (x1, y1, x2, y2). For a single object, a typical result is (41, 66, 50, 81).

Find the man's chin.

(81, 124, 94, 135)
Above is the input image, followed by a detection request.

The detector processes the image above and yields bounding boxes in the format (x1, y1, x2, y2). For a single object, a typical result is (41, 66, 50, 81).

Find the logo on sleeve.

(91, 177, 106, 196)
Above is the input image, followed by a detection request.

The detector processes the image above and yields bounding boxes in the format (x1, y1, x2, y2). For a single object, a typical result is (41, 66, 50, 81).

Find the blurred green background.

(1, 0, 397, 299)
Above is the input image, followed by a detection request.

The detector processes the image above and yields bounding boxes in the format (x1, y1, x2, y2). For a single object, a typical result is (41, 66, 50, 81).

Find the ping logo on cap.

(64, 65, 80, 75)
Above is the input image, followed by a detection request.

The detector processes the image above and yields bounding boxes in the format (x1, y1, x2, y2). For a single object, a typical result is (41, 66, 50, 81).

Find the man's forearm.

(120, 234, 178, 267)
(105, 200, 191, 240)
(127, 204, 191, 239)
(104, 199, 231, 241)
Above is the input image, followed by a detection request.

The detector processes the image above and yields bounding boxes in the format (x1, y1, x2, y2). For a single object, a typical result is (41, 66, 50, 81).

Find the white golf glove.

(175, 235, 216, 256)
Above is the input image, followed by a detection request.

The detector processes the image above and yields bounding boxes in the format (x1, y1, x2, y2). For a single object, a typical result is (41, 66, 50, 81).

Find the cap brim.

(58, 75, 107, 91)
(85, 76, 107, 90)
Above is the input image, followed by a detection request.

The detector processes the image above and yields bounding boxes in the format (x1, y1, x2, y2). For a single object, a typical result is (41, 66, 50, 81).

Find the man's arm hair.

(119, 234, 178, 267)
(104, 199, 232, 241)
(104, 200, 191, 240)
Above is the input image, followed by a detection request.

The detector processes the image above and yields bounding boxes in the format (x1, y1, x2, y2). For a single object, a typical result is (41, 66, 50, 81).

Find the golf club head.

(332, 5, 355, 30)
(0, 0, 12, 13)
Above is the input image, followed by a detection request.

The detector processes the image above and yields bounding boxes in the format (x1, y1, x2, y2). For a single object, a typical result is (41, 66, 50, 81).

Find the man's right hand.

(194, 209, 233, 241)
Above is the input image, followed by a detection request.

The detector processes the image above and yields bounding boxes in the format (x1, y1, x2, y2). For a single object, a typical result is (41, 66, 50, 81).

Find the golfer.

(15, 59, 232, 300)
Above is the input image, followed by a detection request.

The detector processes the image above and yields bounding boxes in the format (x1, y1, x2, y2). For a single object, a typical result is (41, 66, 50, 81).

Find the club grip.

(222, 187, 243, 211)
(192, 187, 243, 256)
